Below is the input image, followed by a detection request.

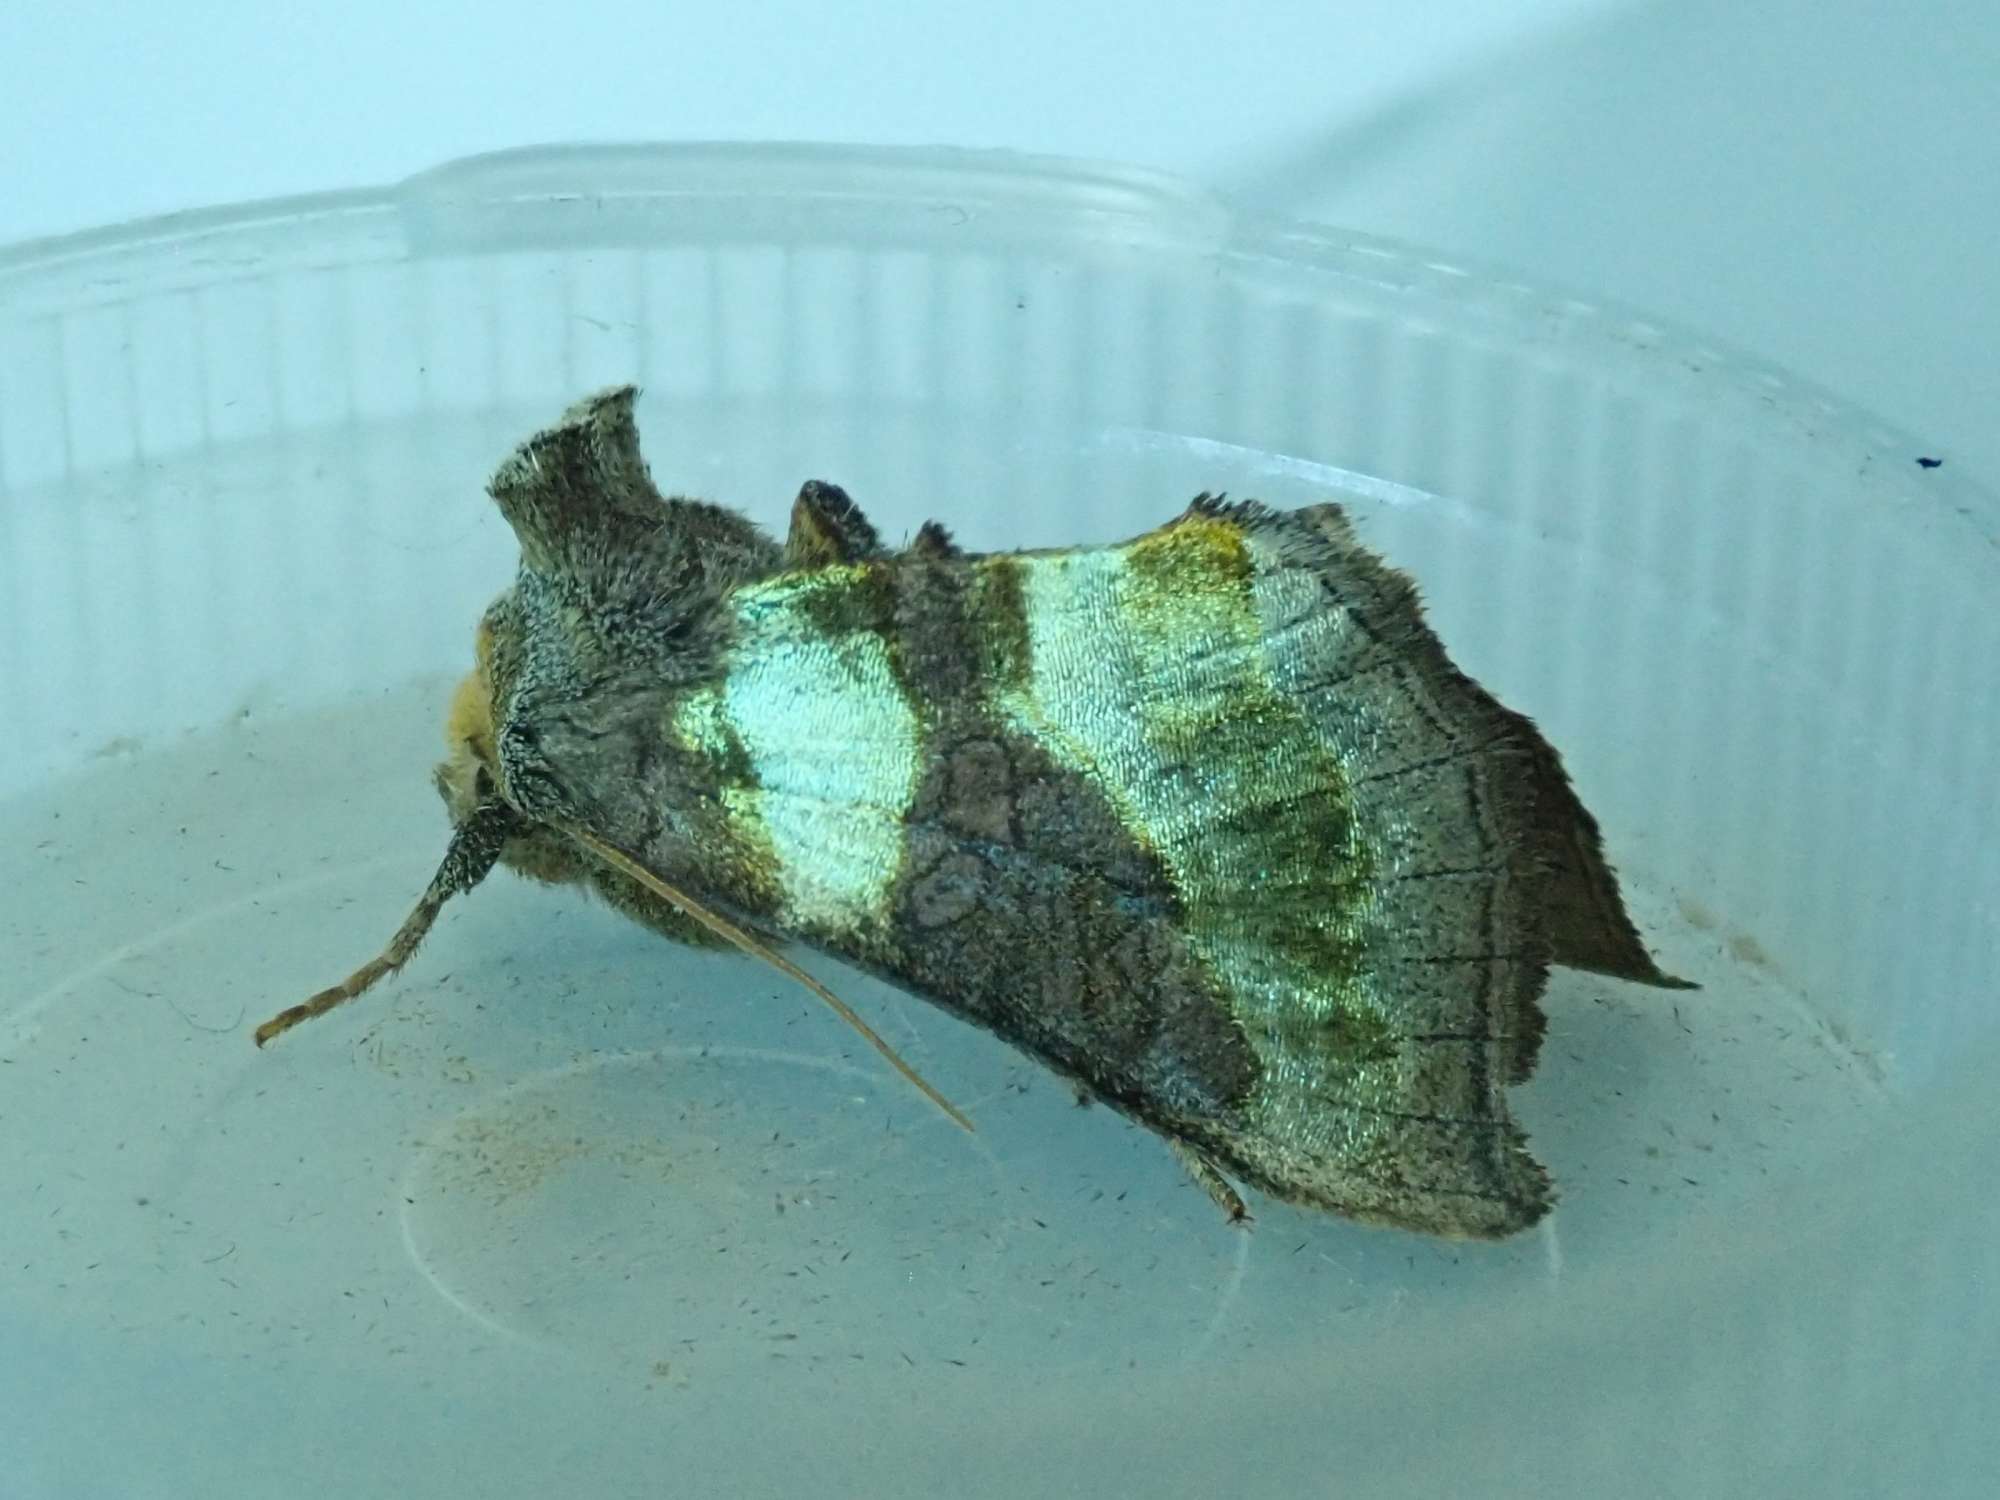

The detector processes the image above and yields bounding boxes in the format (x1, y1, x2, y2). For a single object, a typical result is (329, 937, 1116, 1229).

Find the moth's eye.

(473, 764, 496, 800)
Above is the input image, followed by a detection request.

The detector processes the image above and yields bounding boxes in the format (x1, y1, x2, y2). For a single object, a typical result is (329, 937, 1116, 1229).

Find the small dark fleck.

(1916, 456, 1943, 469)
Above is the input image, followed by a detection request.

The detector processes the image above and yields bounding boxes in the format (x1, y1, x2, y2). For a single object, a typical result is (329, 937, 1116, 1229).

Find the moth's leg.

(1168, 1140, 1252, 1224)
(1071, 1083, 1093, 1108)
(254, 800, 517, 1047)
(784, 480, 883, 566)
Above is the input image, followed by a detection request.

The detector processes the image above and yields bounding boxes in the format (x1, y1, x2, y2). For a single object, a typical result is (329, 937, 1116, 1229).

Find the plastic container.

(2, 144, 1994, 1498)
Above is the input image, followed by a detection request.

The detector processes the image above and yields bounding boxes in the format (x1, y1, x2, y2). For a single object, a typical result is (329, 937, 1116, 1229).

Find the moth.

(259, 385, 1688, 1239)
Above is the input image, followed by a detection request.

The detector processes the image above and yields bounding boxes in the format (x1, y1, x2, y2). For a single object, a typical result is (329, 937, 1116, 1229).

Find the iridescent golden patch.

(999, 525, 1391, 1110)
(1111, 521, 1382, 1028)
(969, 555, 1031, 691)
(1123, 513, 1255, 599)
(708, 566, 923, 938)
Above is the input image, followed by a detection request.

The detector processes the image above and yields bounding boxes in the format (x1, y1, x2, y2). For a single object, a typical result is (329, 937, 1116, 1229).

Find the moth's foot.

(1169, 1140, 1252, 1225)
(253, 958, 395, 1047)
(252, 1008, 302, 1048)
(252, 985, 343, 1047)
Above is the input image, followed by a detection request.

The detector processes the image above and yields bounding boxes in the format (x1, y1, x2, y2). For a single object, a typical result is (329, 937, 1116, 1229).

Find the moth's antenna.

(253, 802, 516, 1047)
(565, 826, 975, 1134)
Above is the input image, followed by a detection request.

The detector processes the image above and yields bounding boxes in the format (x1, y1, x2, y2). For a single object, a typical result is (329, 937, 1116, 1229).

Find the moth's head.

(435, 613, 502, 825)
(435, 601, 594, 890)
(436, 384, 781, 889)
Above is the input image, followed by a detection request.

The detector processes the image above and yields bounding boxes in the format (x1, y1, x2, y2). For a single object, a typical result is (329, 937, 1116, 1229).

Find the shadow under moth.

(258, 386, 1688, 1240)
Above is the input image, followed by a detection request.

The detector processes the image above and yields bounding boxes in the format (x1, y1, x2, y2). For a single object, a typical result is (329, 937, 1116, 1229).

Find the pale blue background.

(7, 1, 1994, 482)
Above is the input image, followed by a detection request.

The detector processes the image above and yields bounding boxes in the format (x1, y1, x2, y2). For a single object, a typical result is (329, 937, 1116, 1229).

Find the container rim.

(2, 138, 1993, 541)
